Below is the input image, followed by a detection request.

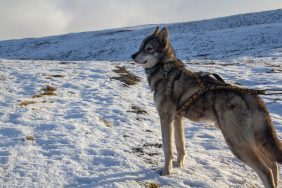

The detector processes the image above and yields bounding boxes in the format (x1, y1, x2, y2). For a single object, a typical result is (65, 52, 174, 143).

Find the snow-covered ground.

(0, 8, 282, 188)
(0, 54, 282, 187)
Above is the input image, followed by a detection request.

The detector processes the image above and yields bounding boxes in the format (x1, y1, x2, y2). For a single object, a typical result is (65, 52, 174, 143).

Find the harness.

(176, 69, 266, 117)
(145, 64, 268, 117)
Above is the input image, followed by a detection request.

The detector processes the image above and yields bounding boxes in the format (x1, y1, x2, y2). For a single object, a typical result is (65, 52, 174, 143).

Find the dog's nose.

(131, 52, 138, 60)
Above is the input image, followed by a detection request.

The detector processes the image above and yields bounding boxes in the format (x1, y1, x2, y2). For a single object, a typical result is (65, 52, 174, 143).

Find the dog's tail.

(257, 122, 282, 163)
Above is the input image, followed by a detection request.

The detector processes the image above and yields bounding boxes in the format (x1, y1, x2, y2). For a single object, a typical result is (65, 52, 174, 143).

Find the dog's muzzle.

(131, 52, 138, 60)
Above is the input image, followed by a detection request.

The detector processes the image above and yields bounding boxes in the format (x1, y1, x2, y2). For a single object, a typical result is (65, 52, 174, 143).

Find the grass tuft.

(127, 105, 148, 115)
(24, 135, 35, 141)
(145, 182, 160, 188)
(99, 117, 112, 127)
(19, 100, 36, 107)
(111, 66, 141, 86)
(32, 85, 56, 98)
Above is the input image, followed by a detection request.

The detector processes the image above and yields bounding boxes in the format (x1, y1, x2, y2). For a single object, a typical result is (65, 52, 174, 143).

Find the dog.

(131, 26, 282, 188)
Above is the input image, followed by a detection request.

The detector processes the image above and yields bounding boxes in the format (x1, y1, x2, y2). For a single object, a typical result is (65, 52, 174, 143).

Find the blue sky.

(0, 0, 281, 40)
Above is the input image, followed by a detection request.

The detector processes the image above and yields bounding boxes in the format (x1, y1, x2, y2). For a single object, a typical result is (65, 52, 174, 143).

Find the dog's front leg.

(174, 116, 185, 167)
(159, 114, 174, 176)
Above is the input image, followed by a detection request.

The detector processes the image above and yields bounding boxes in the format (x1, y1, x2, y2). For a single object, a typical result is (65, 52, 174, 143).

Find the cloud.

(0, 0, 281, 40)
(55, 0, 282, 31)
(0, 0, 69, 40)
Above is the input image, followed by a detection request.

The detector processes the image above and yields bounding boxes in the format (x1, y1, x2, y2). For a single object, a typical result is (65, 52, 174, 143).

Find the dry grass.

(112, 66, 128, 74)
(24, 135, 35, 141)
(127, 105, 148, 115)
(32, 85, 56, 98)
(50, 74, 64, 78)
(143, 143, 162, 148)
(99, 117, 112, 127)
(111, 66, 141, 86)
(45, 74, 65, 79)
(136, 181, 160, 188)
(145, 182, 160, 188)
(19, 100, 36, 107)
(0, 75, 5, 81)
(19, 85, 57, 107)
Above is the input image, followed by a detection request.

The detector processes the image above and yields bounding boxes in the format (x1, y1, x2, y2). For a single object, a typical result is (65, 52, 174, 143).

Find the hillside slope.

(0, 9, 281, 61)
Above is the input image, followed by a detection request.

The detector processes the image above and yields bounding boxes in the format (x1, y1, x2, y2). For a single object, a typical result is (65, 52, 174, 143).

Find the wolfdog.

(131, 26, 282, 188)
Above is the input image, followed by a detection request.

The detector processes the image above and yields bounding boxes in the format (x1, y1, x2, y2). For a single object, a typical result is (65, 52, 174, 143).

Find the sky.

(0, 0, 281, 40)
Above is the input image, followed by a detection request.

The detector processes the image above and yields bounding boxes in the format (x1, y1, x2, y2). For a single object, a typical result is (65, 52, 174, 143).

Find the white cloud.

(0, 0, 69, 40)
(0, 0, 281, 40)
(55, 0, 282, 32)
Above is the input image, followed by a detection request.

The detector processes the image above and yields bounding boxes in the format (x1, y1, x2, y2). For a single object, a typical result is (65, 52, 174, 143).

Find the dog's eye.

(146, 47, 153, 51)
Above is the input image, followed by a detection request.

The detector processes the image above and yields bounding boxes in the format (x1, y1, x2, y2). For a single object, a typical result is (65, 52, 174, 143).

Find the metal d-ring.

(161, 72, 168, 79)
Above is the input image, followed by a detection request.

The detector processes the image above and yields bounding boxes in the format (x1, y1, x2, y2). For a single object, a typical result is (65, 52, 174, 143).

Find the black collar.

(144, 59, 180, 78)
(144, 63, 162, 76)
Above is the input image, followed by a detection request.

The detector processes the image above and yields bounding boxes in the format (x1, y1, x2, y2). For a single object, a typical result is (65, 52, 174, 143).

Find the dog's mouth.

(142, 60, 148, 64)
(134, 60, 147, 65)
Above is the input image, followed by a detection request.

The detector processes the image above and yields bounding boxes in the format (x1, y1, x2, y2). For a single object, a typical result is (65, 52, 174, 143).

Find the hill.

(0, 9, 281, 61)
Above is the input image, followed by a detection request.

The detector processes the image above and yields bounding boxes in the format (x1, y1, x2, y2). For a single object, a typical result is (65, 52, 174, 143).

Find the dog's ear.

(152, 26, 160, 36)
(158, 27, 169, 48)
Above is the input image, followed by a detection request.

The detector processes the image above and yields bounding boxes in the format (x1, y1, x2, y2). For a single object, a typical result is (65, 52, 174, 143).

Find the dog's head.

(131, 26, 176, 69)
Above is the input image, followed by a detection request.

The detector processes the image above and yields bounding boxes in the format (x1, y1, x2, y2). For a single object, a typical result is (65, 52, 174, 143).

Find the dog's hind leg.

(257, 151, 279, 187)
(231, 147, 276, 188)
(249, 151, 276, 188)
(174, 116, 185, 167)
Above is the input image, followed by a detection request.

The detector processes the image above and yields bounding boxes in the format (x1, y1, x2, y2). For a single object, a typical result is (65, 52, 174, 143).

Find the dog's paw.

(176, 155, 185, 167)
(160, 167, 171, 176)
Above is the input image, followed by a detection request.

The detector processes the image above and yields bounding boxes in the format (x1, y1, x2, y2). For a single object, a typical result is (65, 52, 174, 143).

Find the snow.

(0, 9, 282, 188)
(1, 56, 282, 187)
(0, 9, 281, 61)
